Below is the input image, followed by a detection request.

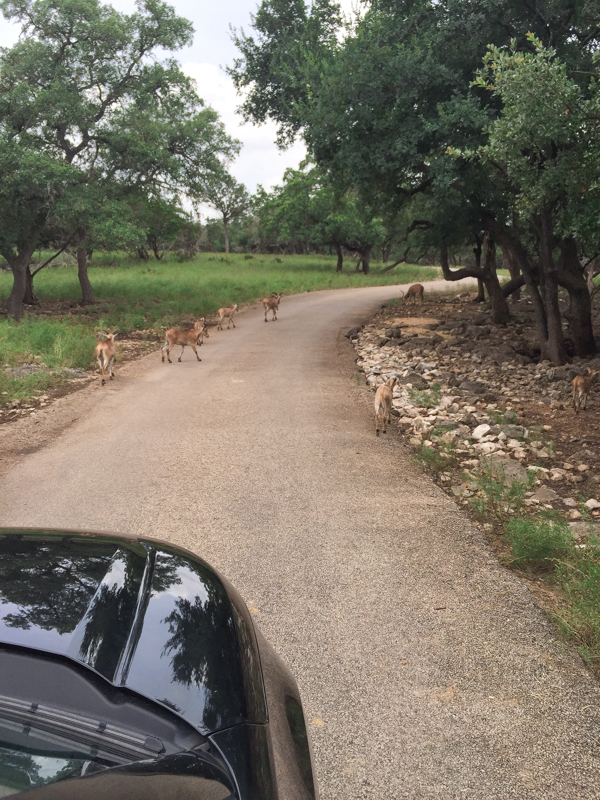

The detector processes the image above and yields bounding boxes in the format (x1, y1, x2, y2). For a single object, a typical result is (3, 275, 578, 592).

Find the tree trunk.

(502, 245, 521, 302)
(77, 228, 95, 305)
(439, 238, 508, 322)
(223, 218, 230, 254)
(539, 210, 568, 364)
(481, 234, 510, 325)
(5, 238, 40, 320)
(557, 238, 596, 357)
(483, 215, 560, 361)
(7, 262, 28, 320)
(472, 239, 485, 302)
(335, 242, 343, 272)
(361, 247, 371, 275)
(23, 266, 38, 304)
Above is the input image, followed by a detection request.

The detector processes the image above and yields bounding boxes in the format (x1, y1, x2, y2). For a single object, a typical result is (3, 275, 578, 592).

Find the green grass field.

(0, 253, 438, 404)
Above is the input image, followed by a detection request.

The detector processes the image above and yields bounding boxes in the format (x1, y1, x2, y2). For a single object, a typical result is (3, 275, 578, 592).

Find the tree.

(473, 37, 600, 360)
(0, 0, 238, 317)
(202, 174, 250, 253)
(231, 0, 600, 361)
(256, 162, 385, 270)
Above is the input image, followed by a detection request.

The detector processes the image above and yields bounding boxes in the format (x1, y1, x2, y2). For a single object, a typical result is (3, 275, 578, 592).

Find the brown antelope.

(572, 370, 598, 414)
(404, 284, 424, 305)
(162, 319, 207, 364)
(263, 292, 283, 322)
(95, 333, 116, 386)
(375, 376, 397, 435)
(217, 303, 238, 330)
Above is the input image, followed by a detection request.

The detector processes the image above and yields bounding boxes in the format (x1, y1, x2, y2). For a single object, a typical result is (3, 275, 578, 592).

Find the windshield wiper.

(0, 694, 165, 762)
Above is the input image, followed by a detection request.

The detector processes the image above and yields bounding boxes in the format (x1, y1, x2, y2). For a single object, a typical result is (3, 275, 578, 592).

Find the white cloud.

(183, 61, 307, 203)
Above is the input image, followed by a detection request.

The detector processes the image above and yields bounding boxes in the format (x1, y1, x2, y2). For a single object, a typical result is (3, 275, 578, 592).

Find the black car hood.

(0, 530, 266, 736)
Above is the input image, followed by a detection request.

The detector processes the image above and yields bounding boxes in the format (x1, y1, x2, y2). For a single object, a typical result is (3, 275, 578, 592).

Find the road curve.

(1, 280, 599, 799)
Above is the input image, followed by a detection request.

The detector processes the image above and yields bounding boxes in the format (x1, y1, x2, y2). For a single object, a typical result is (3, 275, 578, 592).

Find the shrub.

(508, 517, 574, 568)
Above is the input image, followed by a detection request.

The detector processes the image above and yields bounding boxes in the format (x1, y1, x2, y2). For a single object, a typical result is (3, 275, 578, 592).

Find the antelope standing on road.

(375, 376, 397, 435)
(263, 292, 283, 322)
(404, 284, 424, 305)
(572, 370, 598, 414)
(95, 333, 116, 386)
(162, 319, 207, 363)
(217, 303, 238, 330)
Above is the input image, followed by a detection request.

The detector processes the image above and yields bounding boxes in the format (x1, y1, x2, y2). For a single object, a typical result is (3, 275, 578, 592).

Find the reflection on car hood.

(0, 530, 266, 736)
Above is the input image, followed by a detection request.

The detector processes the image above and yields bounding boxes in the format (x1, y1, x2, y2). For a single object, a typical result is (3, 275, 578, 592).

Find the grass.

(412, 438, 600, 673)
(0, 252, 438, 332)
(466, 465, 600, 671)
(408, 382, 441, 408)
(0, 253, 437, 405)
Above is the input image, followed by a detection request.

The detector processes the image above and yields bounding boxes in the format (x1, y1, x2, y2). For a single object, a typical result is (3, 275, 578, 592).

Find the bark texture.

(77, 229, 95, 305)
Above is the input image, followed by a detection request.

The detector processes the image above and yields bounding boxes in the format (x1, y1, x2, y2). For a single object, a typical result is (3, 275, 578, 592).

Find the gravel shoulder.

(0, 280, 599, 799)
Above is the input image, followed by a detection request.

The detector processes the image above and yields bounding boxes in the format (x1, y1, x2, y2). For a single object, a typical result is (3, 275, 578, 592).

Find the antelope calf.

(263, 292, 283, 322)
(95, 333, 116, 386)
(404, 284, 424, 304)
(162, 319, 206, 364)
(375, 376, 397, 435)
(572, 369, 598, 414)
(217, 303, 238, 330)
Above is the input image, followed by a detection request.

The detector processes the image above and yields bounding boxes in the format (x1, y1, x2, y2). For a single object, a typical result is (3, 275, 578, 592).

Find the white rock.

(578, 464, 590, 472)
(477, 442, 498, 454)
(570, 510, 583, 520)
(472, 424, 491, 441)
(563, 498, 577, 507)
(412, 417, 430, 433)
(585, 498, 600, 510)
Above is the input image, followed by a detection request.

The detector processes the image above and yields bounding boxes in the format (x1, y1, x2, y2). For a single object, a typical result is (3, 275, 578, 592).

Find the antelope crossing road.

(1, 282, 599, 799)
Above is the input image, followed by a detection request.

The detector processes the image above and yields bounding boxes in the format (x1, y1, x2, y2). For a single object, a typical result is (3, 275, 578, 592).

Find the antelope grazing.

(404, 284, 424, 305)
(263, 292, 283, 322)
(572, 369, 598, 414)
(375, 376, 397, 435)
(161, 319, 207, 364)
(217, 303, 238, 330)
(95, 333, 116, 386)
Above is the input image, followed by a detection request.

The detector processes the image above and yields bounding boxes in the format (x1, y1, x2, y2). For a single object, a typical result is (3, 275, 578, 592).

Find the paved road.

(1, 281, 599, 799)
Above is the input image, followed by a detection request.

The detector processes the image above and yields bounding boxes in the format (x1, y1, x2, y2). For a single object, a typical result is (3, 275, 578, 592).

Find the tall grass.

(0, 253, 437, 404)
(0, 253, 438, 332)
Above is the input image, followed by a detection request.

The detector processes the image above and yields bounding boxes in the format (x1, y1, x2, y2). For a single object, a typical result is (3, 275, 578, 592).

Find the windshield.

(0, 742, 111, 796)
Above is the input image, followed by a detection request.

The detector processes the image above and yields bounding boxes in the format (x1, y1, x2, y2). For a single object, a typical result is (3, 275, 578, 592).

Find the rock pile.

(352, 303, 600, 536)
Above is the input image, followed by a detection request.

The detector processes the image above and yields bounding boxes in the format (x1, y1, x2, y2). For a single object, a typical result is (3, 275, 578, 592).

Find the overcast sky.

(0, 0, 357, 212)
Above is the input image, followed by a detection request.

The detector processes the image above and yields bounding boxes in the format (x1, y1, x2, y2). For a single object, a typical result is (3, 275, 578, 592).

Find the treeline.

(228, 0, 600, 365)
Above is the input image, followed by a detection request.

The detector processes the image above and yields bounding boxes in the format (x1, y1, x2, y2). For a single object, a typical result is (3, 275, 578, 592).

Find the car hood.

(0, 529, 266, 736)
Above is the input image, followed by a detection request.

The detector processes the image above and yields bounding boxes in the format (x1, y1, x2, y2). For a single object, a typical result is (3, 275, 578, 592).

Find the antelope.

(375, 376, 397, 435)
(572, 369, 597, 414)
(95, 333, 116, 386)
(162, 319, 207, 364)
(263, 292, 283, 322)
(217, 303, 238, 330)
(404, 284, 424, 305)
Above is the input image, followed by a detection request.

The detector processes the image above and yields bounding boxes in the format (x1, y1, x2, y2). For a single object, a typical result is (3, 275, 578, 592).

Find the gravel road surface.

(1, 281, 599, 799)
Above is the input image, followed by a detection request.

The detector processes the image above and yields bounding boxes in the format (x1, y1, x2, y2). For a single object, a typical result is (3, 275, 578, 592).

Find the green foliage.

(469, 466, 534, 523)
(0, 253, 437, 332)
(508, 516, 574, 567)
(408, 383, 441, 409)
(255, 162, 386, 261)
(0, 0, 238, 315)
(415, 444, 448, 472)
(472, 36, 600, 245)
(0, 318, 96, 370)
